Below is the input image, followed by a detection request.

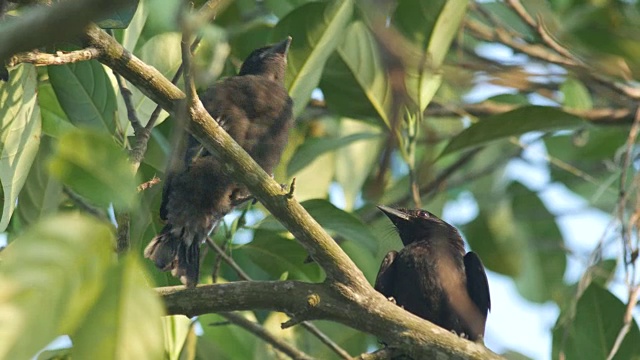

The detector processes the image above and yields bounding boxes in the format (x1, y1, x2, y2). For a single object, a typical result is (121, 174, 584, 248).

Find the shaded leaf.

(509, 182, 567, 303)
(199, 313, 259, 360)
(48, 129, 137, 209)
(441, 106, 586, 156)
(0, 64, 41, 231)
(15, 136, 63, 227)
(96, 0, 140, 29)
(321, 21, 392, 125)
(38, 81, 75, 138)
(272, 0, 354, 116)
(552, 283, 640, 360)
(260, 199, 378, 255)
(236, 229, 323, 282)
(48, 60, 117, 134)
(0, 214, 114, 359)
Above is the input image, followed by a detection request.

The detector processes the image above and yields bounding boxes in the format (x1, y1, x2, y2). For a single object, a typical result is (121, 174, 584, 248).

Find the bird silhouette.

(145, 37, 294, 287)
(375, 205, 491, 341)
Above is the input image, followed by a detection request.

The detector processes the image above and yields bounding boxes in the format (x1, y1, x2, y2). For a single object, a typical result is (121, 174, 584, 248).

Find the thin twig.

(219, 312, 314, 360)
(62, 186, 108, 222)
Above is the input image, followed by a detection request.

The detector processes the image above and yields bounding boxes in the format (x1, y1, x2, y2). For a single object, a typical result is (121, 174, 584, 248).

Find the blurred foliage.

(2, 0, 640, 359)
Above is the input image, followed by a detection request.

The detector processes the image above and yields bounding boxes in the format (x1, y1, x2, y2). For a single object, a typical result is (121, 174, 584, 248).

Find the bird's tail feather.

(144, 223, 200, 288)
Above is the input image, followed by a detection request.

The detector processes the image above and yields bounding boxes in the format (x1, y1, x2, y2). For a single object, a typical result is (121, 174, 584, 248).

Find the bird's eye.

(418, 210, 429, 218)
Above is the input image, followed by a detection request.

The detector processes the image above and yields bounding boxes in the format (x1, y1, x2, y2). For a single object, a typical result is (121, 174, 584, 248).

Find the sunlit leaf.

(0, 64, 41, 231)
(561, 78, 592, 110)
(288, 132, 380, 177)
(73, 254, 165, 360)
(0, 214, 114, 359)
(272, 0, 354, 116)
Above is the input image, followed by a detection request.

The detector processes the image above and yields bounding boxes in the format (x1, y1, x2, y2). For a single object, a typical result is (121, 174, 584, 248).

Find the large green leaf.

(544, 128, 626, 210)
(72, 254, 165, 360)
(552, 283, 640, 360)
(272, 0, 354, 116)
(0, 64, 41, 231)
(287, 132, 380, 176)
(260, 199, 378, 255)
(509, 182, 567, 303)
(132, 32, 183, 126)
(235, 229, 323, 282)
(48, 60, 117, 134)
(199, 313, 259, 360)
(38, 81, 75, 138)
(395, 0, 468, 112)
(15, 136, 63, 227)
(48, 129, 138, 209)
(0, 214, 114, 359)
(334, 119, 383, 210)
(561, 77, 593, 110)
(320, 21, 392, 126)
(161, 316, 193, 360)
(441, 106, 586, 156)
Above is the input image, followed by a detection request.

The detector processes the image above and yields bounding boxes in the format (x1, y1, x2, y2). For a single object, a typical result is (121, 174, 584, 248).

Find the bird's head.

(239, 36, 291, 82)
(377, 205, 462, 247)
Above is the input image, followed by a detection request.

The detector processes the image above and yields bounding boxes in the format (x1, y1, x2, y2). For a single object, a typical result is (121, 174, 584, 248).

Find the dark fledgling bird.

(374, 206, 491, 342)
(144, 37, 294, 287)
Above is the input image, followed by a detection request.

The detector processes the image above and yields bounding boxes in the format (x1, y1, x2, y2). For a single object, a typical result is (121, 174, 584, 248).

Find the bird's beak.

(377, 205, 410, 221)
(271, 36, 292, 56)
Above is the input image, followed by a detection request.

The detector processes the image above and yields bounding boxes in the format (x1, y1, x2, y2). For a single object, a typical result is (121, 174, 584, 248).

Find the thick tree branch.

(83, 24, 501, 359)
(159, 283, 500, 359)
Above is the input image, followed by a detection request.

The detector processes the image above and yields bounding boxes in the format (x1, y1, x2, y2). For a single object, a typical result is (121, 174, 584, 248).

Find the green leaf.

(463, 206, 523, 277)
(236, 230, 323, 282)
(48, 129, 138, 209)
(287, 132, 380, 176)
(260, 199, 378, 255)
(395, 0, 469, 112)
(0, 214, 114, 359)
(48, 60, 117, 134)
(72, 254, 165, 360)
(199, 313, 259, 360)
(561, 77, 593, 110)
(441, 106, 586, 156)
(272, 0, 354, 116)
(131, 32, 183, 126)
(509, 182, 567, 303)
(15, 136, 63, 227)
(115, 0, 149, 52)
(552, 283, 640, 360)
(320, 21, 392, 125)
(334, 119, 383, 210)
(162, 316, 193, 360)
(0, 64, 41, 231)
(38, 81, 75, 138)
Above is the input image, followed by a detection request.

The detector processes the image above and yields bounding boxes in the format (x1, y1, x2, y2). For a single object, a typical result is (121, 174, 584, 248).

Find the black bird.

(374, 206, 491, 342)
(144, 37, 294, 287)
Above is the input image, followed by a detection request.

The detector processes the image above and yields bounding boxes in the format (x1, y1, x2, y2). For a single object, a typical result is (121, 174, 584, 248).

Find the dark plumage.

(374, 206, 491, 342)
(144, 37, 294, 287)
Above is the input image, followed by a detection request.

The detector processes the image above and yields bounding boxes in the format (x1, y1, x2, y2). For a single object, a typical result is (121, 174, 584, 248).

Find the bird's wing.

(374, 251, 399, 298)
(464, 251, 491, 316)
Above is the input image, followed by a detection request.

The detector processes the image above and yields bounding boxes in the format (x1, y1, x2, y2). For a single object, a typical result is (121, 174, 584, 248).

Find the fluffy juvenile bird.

(375, 206, 491, 341)
(145, 37, 294, 287)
